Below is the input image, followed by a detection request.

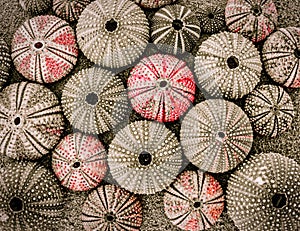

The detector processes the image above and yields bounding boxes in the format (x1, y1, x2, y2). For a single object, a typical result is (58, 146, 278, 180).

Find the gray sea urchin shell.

(19, 0, 52, 15)
(133, 0, 176, 9)
(0, 39, 11, 90)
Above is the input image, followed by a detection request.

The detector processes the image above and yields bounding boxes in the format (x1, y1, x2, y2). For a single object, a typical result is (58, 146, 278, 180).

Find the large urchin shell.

(132, 0, 176, 8)
(53, 0, 93, 22)
(108, 120, 182, 194)
(164, 170, 224, 231)
(180, 99, 253, 173)
(81, 184, 143, 231)
(194, 31, 262, 99)
(128, 54, 196, 122)
(262, 27, 300, 88)
(225, 0, 278, 43)
(19, 0, 52, 15)
(11, 15, 78, 84)
(227, 152, 300, 230)
(61, 67, 128, 134)
(52, 132, 107, 191)
(76, 0, 149, 69)
(0, 39, 11, 90)
(0, 82, 64, 160)
(151, 4, 201, 54)
(0, 161, 64, 230)
(244, 84, 294, 137)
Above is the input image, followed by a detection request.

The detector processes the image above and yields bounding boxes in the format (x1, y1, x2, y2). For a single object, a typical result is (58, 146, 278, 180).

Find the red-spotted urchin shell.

(262, 27, 300, 88)
(81, 184, 143, 231)
(244, 84, 294, 137)
(151, 4, 201, 54)
(195, 31, 262, 99)
(133, 0, 176, 8)
(164, 170, 224, 231)
(0, 82, 64, 160)
(52, 132, 107, 192)
(19, 0, 52, 15)
(180, 99, 253, 173)
(53, 0, 93, 22)
(76, 0, 149, 69)
(11, 15, 78, 84)
(108, 120, 182, 194)
(128, 54, 196, 122)
(0, 161, 65, 230)
(0, 39, 11, 90)
(62, 67, 129, 134)
(225, 0, 278, 43)
(227, 152, 300, 230)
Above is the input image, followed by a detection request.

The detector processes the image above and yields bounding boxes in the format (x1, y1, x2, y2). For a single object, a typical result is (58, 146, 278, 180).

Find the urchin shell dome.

(227, 152, 300, 230)
(0, 38, 11, 90)
(0, 161, 65, 230)
(11, 15, 78, 83)
(19, 0, 52, 15)
(0, 82, 65, 160)
(132, 0, 176, 8)
(195, 31, 262, 99)
(76, 0, 149, 69)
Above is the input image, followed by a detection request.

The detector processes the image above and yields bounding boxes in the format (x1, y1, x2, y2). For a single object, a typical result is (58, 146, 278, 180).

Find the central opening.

(252, 5, 262, 16)
(294, 48, 300, 59)
(85, 92, 98, 105)
(193, 201, 201, 208)
(14, 117, 21, 125)
(272, 193, 287, 209)
(9, 197, 23, 212)
(105, 213, 115, 222)
(34, 42, 43, 49)
(159, 80, 168, 88)
(138, 151, 152, 166)
(105, 18, 118, 32)
(227, 56, 239, 69)
(73, 161, 81, 169)
(217, 131, 225, 139)
(172, 19, 183, 31)
(208, 13, 215, 19)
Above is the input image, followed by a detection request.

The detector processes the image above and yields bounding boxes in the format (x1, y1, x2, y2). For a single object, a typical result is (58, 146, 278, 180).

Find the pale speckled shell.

(0, 39, 11, 90)
(133, 0, 176, 8)
(19, 0, 52, 15)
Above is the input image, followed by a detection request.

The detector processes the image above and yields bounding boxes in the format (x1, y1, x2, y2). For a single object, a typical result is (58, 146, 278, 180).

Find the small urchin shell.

(108, 120, 182, 194)
(151, 4, 201, 54)
(195, 31, 262, 99)
(180, 99, 253, 173)
(11, 15, 78, 84)
(128, 54, 196, 122)
(81, 184, 143, 231)
(262, 27, 300, 88)
(133, 0, 176, 8)
(52, 132, 107, 191)
(76, 0, 149, 69)
(164, 170, 224, 231)
(19, 0, 52, 15)
(225, 0, 278, 43)
(0, 39, 11, 90)
(0, 161, 64, 231)
(53, 0, 93, 22)
(0, 82, 64, 160)
(62, 67, 129, 134)
(244, 84, 294, 137)
(227, 152, 300, 231)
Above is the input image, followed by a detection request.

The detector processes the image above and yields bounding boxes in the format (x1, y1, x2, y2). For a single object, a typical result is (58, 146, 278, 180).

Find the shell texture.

(262, 27, 300, 88)
(128, 54, 196, 122)
(11, 15, 78, 83)
(227, 152, 300, 231)
(180, 99, 253, 173)
(133, 0, 176, 8)
(195, 31, 262, 99)
(81, 184, 143, 231)
(0, 39, 11, 90)
(0, 82, 64, 160)
(225, 0, 278, 43)
(52, 132, 107, 191)
(76, 0, 149, 69)
(19, 0, 52, 15)
(108, 120, 182, 194)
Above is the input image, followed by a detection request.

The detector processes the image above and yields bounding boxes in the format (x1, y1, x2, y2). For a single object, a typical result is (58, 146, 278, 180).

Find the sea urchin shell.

(19, 0, 52, 15)
(133, 0, 176, 8)
(0, 38, 11, 90)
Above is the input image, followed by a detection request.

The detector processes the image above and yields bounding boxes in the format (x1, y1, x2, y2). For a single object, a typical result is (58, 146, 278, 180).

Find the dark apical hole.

(14, 117, 21, 125)
(218, 131, 225, 139)
(294, 48, 300, 59)
(227, 56, 239, 69)
(85, 92, 98, 105)
(252, 5, 262, 16)
(73, 162, 81, 168)
(272, 193, 287, 209)
(34, 42, 43, 49)
(105, 213, 115, 222)
(208, 13, 215, 19)
(9, 197, 23, 212)
(159, 80, 168, 88)
(105, 18, 118, 32)
(193, 201, 201, 208)
(172, 19, 183, 31)
(138, 151, 152, 166)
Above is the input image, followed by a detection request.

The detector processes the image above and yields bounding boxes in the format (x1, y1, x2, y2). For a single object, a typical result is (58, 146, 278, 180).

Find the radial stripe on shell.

(0, 38, 11, 90)
(19, 0, 52, 15)
(227, 153, 300, 231)
(0, 82, 64, 160)
(132, 0, 176, 8)
(81, 184, 143, 231)
(262, 27, 300, 88)
(11, 15, 78, 84)
(164, 170, 224, 231)
(108, 120, 182, 194)
(195, 31, 262, 99)
(128, 54, 196, 122)
(76, 0, 149, 69)
(52, 132, 107, 191)
(180, 99, 253, 173)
